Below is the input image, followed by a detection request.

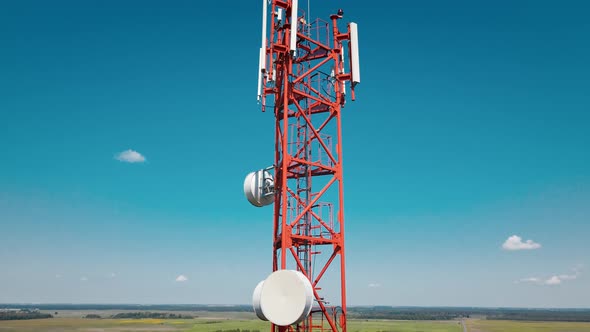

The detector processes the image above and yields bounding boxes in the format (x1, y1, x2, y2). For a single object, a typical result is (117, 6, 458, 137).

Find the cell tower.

(245, 1, 360, 332)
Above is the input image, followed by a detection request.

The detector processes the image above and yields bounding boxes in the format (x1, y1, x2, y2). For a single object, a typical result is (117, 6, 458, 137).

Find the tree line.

(0, 311, 53, 321)
(111, 312, 194, 319)
(347, 306, 590, 322)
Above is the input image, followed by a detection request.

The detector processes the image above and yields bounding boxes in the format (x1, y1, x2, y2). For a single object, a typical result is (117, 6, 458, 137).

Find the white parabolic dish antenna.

(259, 270, 313, 326)
(244, 169, 274, 207)
(252, 280, 268, 321)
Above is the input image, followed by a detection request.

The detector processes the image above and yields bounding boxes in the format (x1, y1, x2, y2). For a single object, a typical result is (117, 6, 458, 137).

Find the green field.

(0, 317, 461, 332)
(347, 319, 461, 332)
(466, 319, 590, 331)
(2, 317, 590, 332)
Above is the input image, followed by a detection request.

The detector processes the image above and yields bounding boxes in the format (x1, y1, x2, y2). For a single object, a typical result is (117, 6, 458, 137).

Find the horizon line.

(1, 303, 589, 310)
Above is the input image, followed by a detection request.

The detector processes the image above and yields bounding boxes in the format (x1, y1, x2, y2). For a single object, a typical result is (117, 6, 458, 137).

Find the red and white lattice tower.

(247, 1, 360, 332)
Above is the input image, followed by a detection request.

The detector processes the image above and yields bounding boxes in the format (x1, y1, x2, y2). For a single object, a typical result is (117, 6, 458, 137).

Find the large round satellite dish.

(260, 270, 313, 326)
(244, 170, 274, 207)
(252, 280, 268, 321)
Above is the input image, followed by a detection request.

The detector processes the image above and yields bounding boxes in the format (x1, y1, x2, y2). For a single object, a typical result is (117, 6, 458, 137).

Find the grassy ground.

(4, 316, 590, 332)
(465, 319, 590, 332)
(0, 317, 462, 332)
(347, 319, 461, 332)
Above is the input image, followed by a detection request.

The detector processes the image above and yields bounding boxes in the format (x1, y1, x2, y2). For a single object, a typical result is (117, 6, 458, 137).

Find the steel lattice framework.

(258, 1, 359, 332)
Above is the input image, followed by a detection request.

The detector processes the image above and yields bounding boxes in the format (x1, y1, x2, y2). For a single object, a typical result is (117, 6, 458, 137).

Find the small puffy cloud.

(368, 283, 381, 288)
(517, 265, 582, 286)
(518, 276, 559, 285)
(553, 266, 582, 283)
(80, 276, 88, 281)
(175, 275, 188, 282)
(55, 274, 61, 279)
(115, 149, 146, 163)
(108, 272, 116, 278)
(502, 235, 541, 251)
(544, 276, 562, 285)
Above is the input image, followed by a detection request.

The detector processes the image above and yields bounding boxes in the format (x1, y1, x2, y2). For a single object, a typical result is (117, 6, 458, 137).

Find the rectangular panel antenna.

(258, 0, 268, 101)
(290, 0, 298, 53)
(341, 47, 346, 96)
(349, 22, 360, 86)
(261, 0, 268, 53)
(257, 47, 265, 100)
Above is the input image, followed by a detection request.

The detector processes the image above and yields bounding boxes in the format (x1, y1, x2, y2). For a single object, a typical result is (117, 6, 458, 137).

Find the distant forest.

(348, 306, 590, 322)
(111, 312, 194, 319)
(2, 304, 590, 322)
(0, 310, 52, 321)
(1, 304, 253, 312)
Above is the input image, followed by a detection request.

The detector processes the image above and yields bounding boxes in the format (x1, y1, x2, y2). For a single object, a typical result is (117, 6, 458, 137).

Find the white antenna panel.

(261, 0, 268, 49)
(270, 63, 277, 82)
(244, 169, 274, 207)
(349, 22, 360, 86)
(257, 71, 261, 101)
(340, 46, 346, 96)
(257, 47, 264, 101)
(259, 47, 266, 74)
(290, 0, 298, 53)
(258, 0, 268, 101)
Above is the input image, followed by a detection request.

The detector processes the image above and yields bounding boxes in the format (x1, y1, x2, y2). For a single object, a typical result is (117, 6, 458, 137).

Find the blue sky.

(0, 0, 589, 307)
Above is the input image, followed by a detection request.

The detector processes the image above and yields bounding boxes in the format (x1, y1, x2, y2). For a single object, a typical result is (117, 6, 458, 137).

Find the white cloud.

(544, 276, 562, 285)
(554, 266, 582, 283)
(502, 235, 541, 251)
(517, 265, 582, 286)
(108, 272, 116, 278)
(175, 275, 188, 282)
(368, 283, 381, 288)
(55, 274, 61, 279)
(558, 274, 577, 281)
(80, 276, 88, 281)
(115, 149, 146, 163)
